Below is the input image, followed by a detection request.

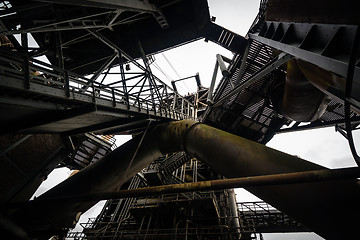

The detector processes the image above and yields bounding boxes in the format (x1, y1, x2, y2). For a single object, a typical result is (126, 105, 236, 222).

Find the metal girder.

(235, 40, 251, 85)
(62, 116, 150, 136)
(0, 46, 195, 127)
(33, 0, 169, 29)
(0, 104, 97, 134)
(207, 54, 232, 104)
(249, 21, 360, 105)
(0, 135, 32, 158)
(99, 119, 152, 135)
(216, 54, 231, 77)
(2, 147, 67, 204)
(0, 1, 166, 34)
(138, 39, 165, 113)
(80, 53, 118, 92)
(87, 29, 135, 66)
(35, 0, 158, 12)
(205, 23, 248, 53)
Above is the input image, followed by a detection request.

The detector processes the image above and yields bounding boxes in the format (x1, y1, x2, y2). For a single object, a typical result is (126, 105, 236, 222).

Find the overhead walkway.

(0, 0, 246, 136)
(0, 48, 195, 135)
(238, 201, 308, 234)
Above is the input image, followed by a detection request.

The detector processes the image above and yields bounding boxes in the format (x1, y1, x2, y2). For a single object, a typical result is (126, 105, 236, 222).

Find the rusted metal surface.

(184, 123, 360, 240)
(6, 120, 360, 240)
(280, 59, 330, 122)
(12, 167, 360, 206)
(5, 120, 197, 236)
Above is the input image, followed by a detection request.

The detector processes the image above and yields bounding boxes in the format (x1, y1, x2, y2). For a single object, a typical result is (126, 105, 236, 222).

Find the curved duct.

(295, 58, 350, 104)
(7, 120, 360, 239)
(273, 59, 331, 122)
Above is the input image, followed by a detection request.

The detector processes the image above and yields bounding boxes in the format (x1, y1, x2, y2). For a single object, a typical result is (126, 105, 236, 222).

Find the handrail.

(0, 48, 195, 120)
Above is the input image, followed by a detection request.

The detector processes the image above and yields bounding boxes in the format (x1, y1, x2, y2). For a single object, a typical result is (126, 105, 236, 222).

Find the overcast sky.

(31, 1, 360, 239)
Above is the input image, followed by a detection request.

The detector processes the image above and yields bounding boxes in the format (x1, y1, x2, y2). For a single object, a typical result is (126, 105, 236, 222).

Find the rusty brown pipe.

(5, 120, 197, 237)
(280, 59, 330, 122)
(9, 167, 360, 209)
(7, 120, 360, 240)
(184, 123, 360, 240)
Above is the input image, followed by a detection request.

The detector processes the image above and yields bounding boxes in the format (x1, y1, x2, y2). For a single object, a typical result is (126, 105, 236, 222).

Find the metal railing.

(0, 48, 196, 120)
(237, 201, 306, 233)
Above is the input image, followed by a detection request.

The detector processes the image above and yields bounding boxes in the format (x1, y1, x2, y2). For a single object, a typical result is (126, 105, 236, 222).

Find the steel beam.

(80, 53, 118, 92)
(99, 119, 152, 135)
(2, 147, 68, 205)
(87, 29, 142, 70)
(235, 40, 251, 85)
(205, 23, 247, 53)
(206, 61, 218, 104)
(21, 33, 30, 89)
(0, 135, 32, 158)
(35, 0, 158, 12)
(207, 54, 234, 104)
(216, 54, 230, 77)
(31, 0, 169, 29)
(1, 104, 97, 134)
(62, 117, 150, 136)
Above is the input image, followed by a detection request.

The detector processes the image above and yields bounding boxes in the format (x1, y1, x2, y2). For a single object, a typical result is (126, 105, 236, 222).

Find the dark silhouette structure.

(0, 0, 359, 239)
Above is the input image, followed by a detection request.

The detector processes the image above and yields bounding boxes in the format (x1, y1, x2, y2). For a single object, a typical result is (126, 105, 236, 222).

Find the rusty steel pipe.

(7, 120, 360, 240)
(281, 59, 330, 122)
(9, 167, 360, 207)
(6, 120, 197, 236)
(184, 123, 360, 240)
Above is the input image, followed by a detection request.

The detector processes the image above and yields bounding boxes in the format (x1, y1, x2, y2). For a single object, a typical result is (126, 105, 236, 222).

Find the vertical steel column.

(207, 61, 219, 104)
(138, 40, 163, 115)
(55, 31, 64, 70)
(228, 189, 241, 239)
(21, 33, 30, 89)
(64, 71, 70, 97)
(216, 54, 230, 77)
(181, 98, 184, 116)
(118, 51, 130, 109)
(235, 40, 251, 85)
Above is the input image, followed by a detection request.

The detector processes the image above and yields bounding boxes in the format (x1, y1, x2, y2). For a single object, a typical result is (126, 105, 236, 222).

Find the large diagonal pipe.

(7, 120, 360, 239)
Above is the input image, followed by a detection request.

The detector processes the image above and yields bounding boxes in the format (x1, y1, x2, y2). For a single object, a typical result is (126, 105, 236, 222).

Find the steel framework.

(1, 0, 360, 239)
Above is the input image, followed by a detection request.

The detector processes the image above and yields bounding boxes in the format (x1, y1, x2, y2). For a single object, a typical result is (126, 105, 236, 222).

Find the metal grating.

(203, 38, 289, 144)
(203, 10, 360, 144)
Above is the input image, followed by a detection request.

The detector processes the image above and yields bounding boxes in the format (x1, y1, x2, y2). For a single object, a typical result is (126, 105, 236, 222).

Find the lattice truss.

(0, 1, 196, 121)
